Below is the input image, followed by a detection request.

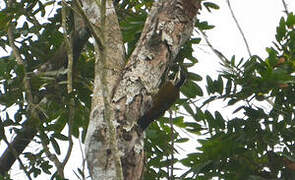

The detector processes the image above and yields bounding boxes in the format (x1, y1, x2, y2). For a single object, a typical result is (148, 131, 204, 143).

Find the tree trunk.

(82, 0, 201, 179)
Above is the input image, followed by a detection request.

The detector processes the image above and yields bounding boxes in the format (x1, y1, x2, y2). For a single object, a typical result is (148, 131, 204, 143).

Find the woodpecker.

(137, 69, 186, 130)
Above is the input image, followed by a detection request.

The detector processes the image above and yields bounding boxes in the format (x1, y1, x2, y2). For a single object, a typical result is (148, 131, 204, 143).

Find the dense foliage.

(180, 11, 295, 179)
(0, 0, 294, 179)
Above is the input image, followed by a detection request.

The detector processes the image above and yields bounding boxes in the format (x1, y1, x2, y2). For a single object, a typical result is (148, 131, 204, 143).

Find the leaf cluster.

(0, 0, 223, 179)
(179, 12, 295, 179)
(0, 0, 92, 178)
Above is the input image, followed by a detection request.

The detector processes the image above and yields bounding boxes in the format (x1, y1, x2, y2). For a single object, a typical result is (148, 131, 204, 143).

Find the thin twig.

(177, 111, 191, 117)
(7, 7, 34, 105)
(78, 138, 86, 180)
(38, 128, 63, 177)
(61, 122, 73, 167)
(62, 0, 74, 94)
(226, 0, 252, 57)
(36, 2, 77, 178)
(169, 110, 174, 180)
(6, 1, 40, 177)
(199, 30, 228, 63)
(7, 0, 40, 125)
(61, 0, 74, 170)
(166, 155, 169, 180)
(281, 0, 289, 14)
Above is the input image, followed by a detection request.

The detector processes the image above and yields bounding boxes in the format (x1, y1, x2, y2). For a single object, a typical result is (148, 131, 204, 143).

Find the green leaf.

(51, 133, 68, 141)
(40, 161, 52, 175)
(206, 76, 214, 94)
(227, 98, 238, 106)
(232, 106, 244, 114)
(225, 79, 232, 95)
(216, 76, 224, 94)
(173, 116, 185, 128)
(230, 55, 236, 66)
(203, 2, 220, 12)
(77, 168, 85, 178)
(49, 112, 67, 132)
(214, 111, 225, 130)
(202, 96, 217, 106)
(266, 47, 279, 67)
(205, 110, 214, 127)
(188, 72, 202, 82)
(175, 138, 189, 143)
(276, 17, 287, 41)
(196, 21, 215, 30)
(184, 122, 202, 134)
(190, 38, 201, 44)
(244, 107, 266, 119)
(181, 80, 203, 98)
(50, 137, 61, 155)
(195, 107, 205, 121)
(286, 13, 295, 29)
(183, 102, 194, 116)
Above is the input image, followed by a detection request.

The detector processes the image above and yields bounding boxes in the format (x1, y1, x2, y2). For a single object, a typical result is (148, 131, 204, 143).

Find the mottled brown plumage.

(138, 71, 185, 130)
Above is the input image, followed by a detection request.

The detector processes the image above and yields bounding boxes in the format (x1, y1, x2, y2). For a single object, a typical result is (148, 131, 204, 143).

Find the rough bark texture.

(83, 0, 201, 179)
(82, 0, 125, 179)
(0, 121, 36, 175)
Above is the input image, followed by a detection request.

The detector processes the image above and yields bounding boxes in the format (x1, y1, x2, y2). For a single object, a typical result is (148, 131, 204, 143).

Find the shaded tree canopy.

(0, 0, 295, 179)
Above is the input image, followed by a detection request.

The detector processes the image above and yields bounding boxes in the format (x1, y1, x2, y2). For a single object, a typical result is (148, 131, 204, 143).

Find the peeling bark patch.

(122, 130, 133, 141)
(106, 148, 112, 156)
(82, 1, 101, 25)
(173, 0, 201, 21)
(134, 143, 143, 154)
(138, 48, 155, 61)
(90, 107, 106, 127)
(134, 60, 167, 93)
(156, 21, 175, 47)
(92, 109, 99, 120)
(84, 0, 202, 178)
(126, 95, 142, 125)
(112, 70, 144, 104)
(161, 30, 174, 46)
(122, 144, 144, 179)
(182, 0, 201, 20)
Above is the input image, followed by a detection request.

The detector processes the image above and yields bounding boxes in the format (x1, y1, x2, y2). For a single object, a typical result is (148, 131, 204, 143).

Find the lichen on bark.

(83, 0, 201, 179)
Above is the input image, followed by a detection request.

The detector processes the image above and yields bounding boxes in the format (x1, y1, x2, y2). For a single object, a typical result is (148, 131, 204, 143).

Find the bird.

(137, 68, 186, 130)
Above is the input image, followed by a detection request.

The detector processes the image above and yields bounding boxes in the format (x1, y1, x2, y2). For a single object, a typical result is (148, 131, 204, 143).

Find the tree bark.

(83, 0, 201, 179)
(0, 121, 36, 175)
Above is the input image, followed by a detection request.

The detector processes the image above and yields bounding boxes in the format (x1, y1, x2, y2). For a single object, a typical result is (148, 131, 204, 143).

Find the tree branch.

(169, 110, 174, 179)
(0, 122, 36, 175)
(39, 128, 64, 178)
(0, 1, 90, 174)
(61, 0, 74, 169)
(2, 133, 32, 180)
(84, 0, 201, 179)
(226, 0, 252, 57)
(282, 0, 290, 15)
(83, 0, 125, 179)
(2, 1, 40, 177)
